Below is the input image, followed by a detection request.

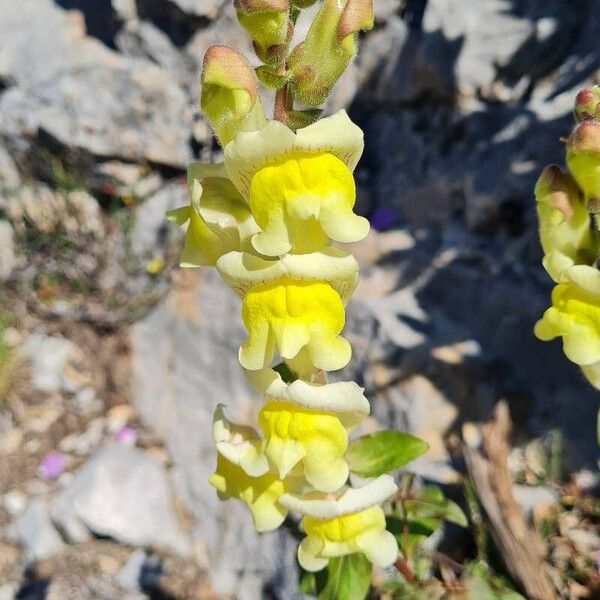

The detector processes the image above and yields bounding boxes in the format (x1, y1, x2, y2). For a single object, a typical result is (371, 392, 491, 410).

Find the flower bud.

(566, 122, 600, 211)
(534, 164, 595, 282)
(288, 0, 374, 107)
(200, 45, 266, 146)
(234, 0, 290, 65)
(574, 86, 600, 123)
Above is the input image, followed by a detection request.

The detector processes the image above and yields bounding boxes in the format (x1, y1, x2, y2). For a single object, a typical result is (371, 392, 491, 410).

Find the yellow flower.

(535, 282, 600, 366)
(167, 163, 259, 267)
(534, 165, 596, 282)
(245, 367, 369, 490)
(212, 404, 269, 477)
(239, 278, 351, 372)
(209, 453, 288, 533)
(280, 475, 399, 571)
(224, 111, 369, 256)
(248, 153, 368, 255)
(259, 401, 347, 492)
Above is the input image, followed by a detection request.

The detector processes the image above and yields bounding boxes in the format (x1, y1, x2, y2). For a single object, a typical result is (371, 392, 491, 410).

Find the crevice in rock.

(54, 0, 121, 50)
(135, 0, 210, 47)
(15, 578, 50, 600)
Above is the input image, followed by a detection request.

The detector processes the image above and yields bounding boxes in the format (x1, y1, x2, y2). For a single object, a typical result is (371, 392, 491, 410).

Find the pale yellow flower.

(167, 163, 259, 267)
(209, 453, 288, 533)
(280, 475, 399, 571)
(239, 278, 351, 372)
(535, 282, 600, 366)
(224, 111, 369, 256)
(216, 247, 359, 302)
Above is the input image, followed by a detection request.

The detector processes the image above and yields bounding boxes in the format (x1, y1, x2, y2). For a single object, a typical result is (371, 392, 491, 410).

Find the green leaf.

(404, 486, 468, 528)
(255, 65, 289, 89)
(316, 554, 372, 600)
(346, 431, 429, 478)
(386, 515, 438, 556)
(299, 569, 316, 595)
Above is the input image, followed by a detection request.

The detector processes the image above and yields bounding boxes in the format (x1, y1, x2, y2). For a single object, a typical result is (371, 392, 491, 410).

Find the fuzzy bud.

(574, 86, 600, 123)
(288, 0, 373, 107)
(566, 121, 600, 211)
(200, 45, 266, 146)
(235, 0, 290, 65)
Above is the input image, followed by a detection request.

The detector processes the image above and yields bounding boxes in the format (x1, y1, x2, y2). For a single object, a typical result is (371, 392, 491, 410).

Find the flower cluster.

(534, 86, 600, 389)
(168, 43, 405, 570)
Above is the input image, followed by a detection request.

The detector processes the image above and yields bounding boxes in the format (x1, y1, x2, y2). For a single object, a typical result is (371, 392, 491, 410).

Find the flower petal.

(355, 529, 399, 568)
(298, 536, 328, 572)
(217, 248, 359, 302)
(279, 474, 397, 518)
(239, 279, 351, 372)
(212, 404, 269, 477)
(224, 110, 363, 200)
(245, 367, 369, 428)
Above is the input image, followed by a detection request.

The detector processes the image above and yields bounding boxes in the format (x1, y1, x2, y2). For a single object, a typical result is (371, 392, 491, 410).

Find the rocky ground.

(1, 0, 600, 599)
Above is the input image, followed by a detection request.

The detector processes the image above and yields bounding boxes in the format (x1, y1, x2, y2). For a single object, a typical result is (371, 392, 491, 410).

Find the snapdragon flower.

(281, 475, 399, 571)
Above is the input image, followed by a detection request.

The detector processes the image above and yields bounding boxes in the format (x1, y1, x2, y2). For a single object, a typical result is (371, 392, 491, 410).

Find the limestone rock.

(0, 0, 192, 168)
(50, 445, 190, 556)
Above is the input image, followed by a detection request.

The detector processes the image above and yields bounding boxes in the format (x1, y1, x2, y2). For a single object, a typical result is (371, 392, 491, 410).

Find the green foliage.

(403, 485, 468, 528)
(315, 554, 372, 600)
(346, 430, 429, 478)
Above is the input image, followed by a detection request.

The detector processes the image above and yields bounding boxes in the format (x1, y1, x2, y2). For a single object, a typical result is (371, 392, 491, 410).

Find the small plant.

(168, 1, 434, 596)
(533, 88, 600, 438)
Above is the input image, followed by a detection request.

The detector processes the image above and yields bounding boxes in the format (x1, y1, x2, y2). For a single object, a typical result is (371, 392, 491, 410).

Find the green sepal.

(315, 554, 372, 600)
(285, 108, 324, 130)
(292, 0, 319, 6)
(346, 430, 429, 478)
(255, 65, 289, 89)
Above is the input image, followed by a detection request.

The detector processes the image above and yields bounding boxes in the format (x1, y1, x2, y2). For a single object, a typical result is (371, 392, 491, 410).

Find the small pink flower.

(115, 426, 137, 446)
(39, 451, 65, 480)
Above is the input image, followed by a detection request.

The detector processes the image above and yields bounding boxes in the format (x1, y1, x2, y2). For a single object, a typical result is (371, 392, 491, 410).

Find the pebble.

(75, 386, 103, 415)
(3, 489, 26, 516)
(0, 428, 22, 453)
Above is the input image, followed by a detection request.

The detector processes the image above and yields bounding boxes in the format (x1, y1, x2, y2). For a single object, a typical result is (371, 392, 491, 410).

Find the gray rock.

(512, 484, 558, 519)
(0, 584, 18, 600)
(422, 0, 533, 95)
(116, 20, 193, 85)
(0, 0, 192, 168)
(0, 221, 16, 281)
(130, 269, 299, 600)
(171, 0, 226, 19)
(115, 549, 147, 591)
(22, 334, 77, 394)
(50, 444, 190, 556)
(130, 182, 187, 258)
(15, 498, 65, 562)
(0, 144, 20, 189)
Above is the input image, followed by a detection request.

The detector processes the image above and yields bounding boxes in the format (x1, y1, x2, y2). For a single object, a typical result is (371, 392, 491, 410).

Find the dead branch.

(462, 401, 557, 600)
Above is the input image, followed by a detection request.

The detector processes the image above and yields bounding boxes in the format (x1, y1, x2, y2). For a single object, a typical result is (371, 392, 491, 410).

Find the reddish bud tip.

(568, 122, 600, 154)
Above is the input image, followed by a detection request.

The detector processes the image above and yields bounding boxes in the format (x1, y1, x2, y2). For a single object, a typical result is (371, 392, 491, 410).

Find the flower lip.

(224, 110, 364, 200)
(279, 474, 397, 519)
(216, 248, 359, 302)
(245, 367, 370, 427)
